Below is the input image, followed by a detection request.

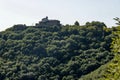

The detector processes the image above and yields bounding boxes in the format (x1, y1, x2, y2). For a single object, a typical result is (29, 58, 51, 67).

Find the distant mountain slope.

(0, 18, 113, 80)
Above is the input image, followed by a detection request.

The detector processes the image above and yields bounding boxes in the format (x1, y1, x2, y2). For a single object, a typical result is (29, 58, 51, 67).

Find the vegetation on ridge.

(79, 18, 120, 80)
(0, 19, 114, 80)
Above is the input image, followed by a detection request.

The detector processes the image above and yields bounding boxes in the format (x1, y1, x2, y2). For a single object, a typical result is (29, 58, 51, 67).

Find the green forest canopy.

(0, 19, 117, 80)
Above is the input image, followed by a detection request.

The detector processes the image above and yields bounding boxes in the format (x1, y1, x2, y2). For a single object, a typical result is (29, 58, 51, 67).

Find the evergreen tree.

(74, 21, 80, 26)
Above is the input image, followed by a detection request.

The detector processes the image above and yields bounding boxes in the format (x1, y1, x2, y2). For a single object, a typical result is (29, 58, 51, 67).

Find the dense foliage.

(79, 26, 120, 80)
(100, 26, 120, 80)
(79, 55, 120, 80)
(0, 20, 113, 80)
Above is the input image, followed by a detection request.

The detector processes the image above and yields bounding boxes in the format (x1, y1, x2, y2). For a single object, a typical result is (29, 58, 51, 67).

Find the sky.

(0, 0, 120, 31)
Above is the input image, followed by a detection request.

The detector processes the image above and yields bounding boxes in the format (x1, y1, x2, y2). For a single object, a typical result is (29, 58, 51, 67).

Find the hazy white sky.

(0, 0, 120, 31)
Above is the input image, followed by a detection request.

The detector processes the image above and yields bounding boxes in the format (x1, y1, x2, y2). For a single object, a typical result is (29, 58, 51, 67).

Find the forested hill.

(0, 18, 114, 80)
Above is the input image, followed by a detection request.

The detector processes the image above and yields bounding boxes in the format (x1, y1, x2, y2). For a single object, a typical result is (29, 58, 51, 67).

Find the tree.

(111, 26, 120, 53)
(74, 21, 80, 26)
(113, 17, 120, 25)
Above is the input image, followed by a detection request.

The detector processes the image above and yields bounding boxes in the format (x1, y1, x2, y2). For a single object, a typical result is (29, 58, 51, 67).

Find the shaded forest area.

(80, 18, 120, 80)
(0, 18, 119, 80)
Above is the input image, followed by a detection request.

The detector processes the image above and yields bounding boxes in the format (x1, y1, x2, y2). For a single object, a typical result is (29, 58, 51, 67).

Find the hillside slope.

(0, 19, 113, 80)
(79, 54, 120, 80)
(79, 26, 120, 80)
